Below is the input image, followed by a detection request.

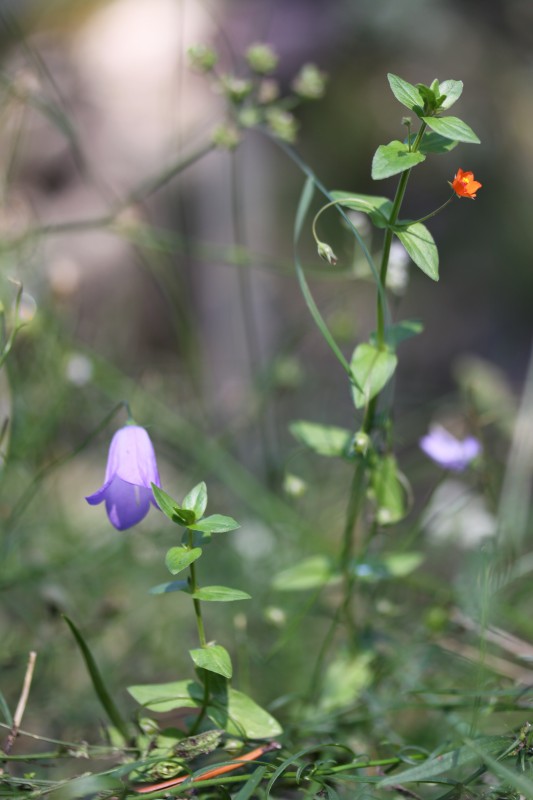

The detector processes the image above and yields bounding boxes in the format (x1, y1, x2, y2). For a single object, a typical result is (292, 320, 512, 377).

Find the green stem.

(188, 534, 207, 648)
(376, 121, 427, 349)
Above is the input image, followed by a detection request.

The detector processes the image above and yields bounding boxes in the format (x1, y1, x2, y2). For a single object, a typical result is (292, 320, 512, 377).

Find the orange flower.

(451, 168, 482, 199)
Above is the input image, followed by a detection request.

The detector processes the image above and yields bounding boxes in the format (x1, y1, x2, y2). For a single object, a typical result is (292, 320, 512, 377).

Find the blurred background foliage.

(0, 0, 532, 774)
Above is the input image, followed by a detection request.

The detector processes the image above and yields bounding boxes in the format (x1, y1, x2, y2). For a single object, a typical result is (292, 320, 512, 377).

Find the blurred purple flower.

(86, 425, 161, 530)
(419, 425, 481, 472)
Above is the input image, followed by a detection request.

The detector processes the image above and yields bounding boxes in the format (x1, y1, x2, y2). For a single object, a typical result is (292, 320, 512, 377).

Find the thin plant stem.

(2, 650, 36, 757)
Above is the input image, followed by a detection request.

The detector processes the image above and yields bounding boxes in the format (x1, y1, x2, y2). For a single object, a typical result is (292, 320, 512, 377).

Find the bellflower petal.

(419, 425, 481, 472)
(86, 425, 161, 530)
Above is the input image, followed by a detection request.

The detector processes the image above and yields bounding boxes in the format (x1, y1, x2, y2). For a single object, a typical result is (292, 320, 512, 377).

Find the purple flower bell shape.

(419, 425, 481, 472)
(86, 425, 161, 530)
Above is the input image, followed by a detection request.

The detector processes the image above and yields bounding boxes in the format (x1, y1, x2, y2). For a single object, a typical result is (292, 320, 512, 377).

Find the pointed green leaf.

(370, 454, 407, 525)
(383, 552, 424, 577)
(438, 79, 463, 110)
(207, 688, 282, 739)
(165, 547, 202, 575)
(190, 645, 233, 679)
(387, 73, 424, 112)
(188, 514, 240, 534)
(372, 141, 426, 180)
(272, 555, 340, 591)
(152, 485, 196, 526)
(128, 680, 204, 712)
(192, 585, 251, 602)
(421, 115, 480, 144)
(370, 319, 424, 350)
(410, 132, 458, 154)
(350, 343, 397, 409)
(396, 222, 438, 281)
(329, 191, 393, 228)
(149, 579, 189, 595)
(234, 766, 268, 800)
(63, 616, 130, 744)
(289, 420, 352, 458)
(182, 481, 208, 519)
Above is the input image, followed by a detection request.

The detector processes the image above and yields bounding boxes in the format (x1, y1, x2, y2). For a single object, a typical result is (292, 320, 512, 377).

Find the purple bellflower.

(86, 425, 161, 530)
(419, 425, 481, 472)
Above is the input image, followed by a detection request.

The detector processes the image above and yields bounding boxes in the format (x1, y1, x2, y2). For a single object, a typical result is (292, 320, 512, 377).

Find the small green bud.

(187, 44, 218, 73)
(211, 122, 241, 150)
(238, 107, 261, 128)
(292, 63, 327, 100)
(219, 74, 253, 103)
(257, 78, 280, 104)
(265, 107, 298, 142)
(283, 472, 307, 498)
(317, 240, 338, 266)
(353, 431, 370, 455)
(245, 42, 279, 74)
(402, 116, 412, 127)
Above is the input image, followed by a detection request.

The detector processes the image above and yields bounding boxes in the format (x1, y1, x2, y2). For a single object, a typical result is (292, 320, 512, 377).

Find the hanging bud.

(292, 63, 327, 100)
(317, 241, 338, 266)
(187, 44, 218, 73)
(245, 43, 279, 74)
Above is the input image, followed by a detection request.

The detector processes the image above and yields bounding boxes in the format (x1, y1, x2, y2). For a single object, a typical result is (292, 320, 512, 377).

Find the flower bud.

(211, 123, 241, 150)
(265, 107, 298, 142)
(317, 241, 338, 266)
(187, 44, 218, 73)
(353, 431, 370, 455)
(245, 43, 278, 74)
(292, 63, 327, 100)
(219, 74, 253, 103)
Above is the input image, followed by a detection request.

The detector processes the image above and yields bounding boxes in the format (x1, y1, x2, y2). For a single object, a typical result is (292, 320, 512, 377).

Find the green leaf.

(149, 579, 189, 595)
(182, 481, 208, 519)
(152, 485, 196, 526)
(320, 651, 374, 712)
(408, 132, 458, 154)
(396, 222, 438, 281)
(438, 79, 463, 110)
(188, 514, 240, 534)
(47, 774, 123, 799)
(63, 616, 130, 744)
(421, 115, 480, 144)
(289, 420, 352, 458)
(370, 454, 407, 525)
(128, 679, 204, 712)
(0, 691, 13, 726)
(387, 73, 424, 112)
(272, 555, 340, 591)
(370, 319, 424, 350)
(378, 737, 505, 786)
(165, 547, 202, 575)
(234, 766, 268, 800)
(329, 191, 393, 228)
(190, 645, 233, 679)
(350, 343, 397, 409)
(383, 552, 424, 577)
(371, 141, 426, 180)
(192, 585, 251, 602)
(207, 687, 282, 739)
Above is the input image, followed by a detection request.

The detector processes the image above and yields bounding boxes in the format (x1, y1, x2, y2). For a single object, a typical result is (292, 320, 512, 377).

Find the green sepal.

(369, 453, 408, 525)
(165, 546, 202, 575)
(272, 555, 341, 591)
(395, 222, 439, 281)
(182, 481, 208, 519)
(190, 645, 233, 679)
(371, 141, 426, 180)
(289, 420, 352, 458)
(152, 484, 197, 526)
(370, 319, 424, 350)
(191, 586, 251, 602)
(350, 343, 398, 409)
(387, 73, 424, 114)
(188, 514, 240, 534)
(329, 190, 393, 228)
(421, 115, 480, 144)
(149, 579, 190, 595)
